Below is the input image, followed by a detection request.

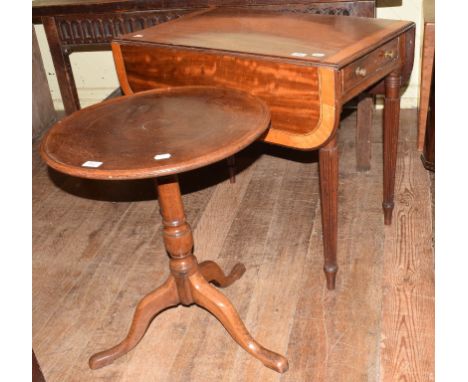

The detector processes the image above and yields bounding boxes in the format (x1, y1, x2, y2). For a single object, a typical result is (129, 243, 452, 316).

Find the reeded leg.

(227, 156, 236, 183)
(89, 277, 179, 369)
(356, 94, 374, 171)
(189, 271, 289, 373)
(319, 134, 339, 290)
(383, 71, 401, 225)
(199, 260, 246, 288)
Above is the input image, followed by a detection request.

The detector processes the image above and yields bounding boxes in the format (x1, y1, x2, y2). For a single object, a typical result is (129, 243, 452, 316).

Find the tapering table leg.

(89, 175, 288, 373)
(356, 94, 374, 171)
(319, 134, 339, 290)
(383, 71, 401, 225)
(227, 156, 236, 183)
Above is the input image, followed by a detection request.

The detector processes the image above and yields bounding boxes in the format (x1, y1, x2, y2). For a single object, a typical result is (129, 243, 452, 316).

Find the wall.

(32, 25, 56, 139)
(33, 0, 423, 110)
(34, 23, 119, 110)
(376, 0, 423, 108)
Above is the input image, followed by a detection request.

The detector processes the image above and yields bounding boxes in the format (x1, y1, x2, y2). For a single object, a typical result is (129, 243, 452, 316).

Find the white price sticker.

(290, 52, 308, 57)
(82, 161, 103, 168)
(154, 153, 172, 160)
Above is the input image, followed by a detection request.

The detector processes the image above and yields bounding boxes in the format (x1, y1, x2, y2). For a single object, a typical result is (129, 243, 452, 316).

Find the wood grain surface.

(117, 43, 321, 137)
(40, 86, 270, 180)
(33, 109, 434, 381)
(117, 8, 413, 67)
(379, 113, 434, 381)
(113, 13, 415, 153)
(114, 44, 341, 150)
(356, 95, 373, 171)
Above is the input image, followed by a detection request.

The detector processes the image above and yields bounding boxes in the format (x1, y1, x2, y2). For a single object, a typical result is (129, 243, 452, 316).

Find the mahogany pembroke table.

(111, 8, 415, 290)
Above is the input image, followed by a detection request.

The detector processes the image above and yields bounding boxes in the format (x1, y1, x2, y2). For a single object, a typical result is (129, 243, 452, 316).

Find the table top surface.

(118, 7, 414, 67)
(40, 86, 270, 180)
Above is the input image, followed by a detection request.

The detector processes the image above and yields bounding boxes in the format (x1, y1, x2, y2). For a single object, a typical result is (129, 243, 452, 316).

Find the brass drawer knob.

(355, 67, 367, 77)
(384, 50, 396, 59)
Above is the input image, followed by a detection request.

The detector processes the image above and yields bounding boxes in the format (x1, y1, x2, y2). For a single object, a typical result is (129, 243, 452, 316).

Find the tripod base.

(89, 257, 289, 373)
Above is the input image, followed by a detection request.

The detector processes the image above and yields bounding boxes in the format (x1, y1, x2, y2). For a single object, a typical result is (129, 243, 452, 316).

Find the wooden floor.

(32, 109, 434, 382)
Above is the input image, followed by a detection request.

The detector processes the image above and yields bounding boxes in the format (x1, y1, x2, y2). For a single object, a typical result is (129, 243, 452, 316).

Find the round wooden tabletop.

(41, 86, 270, 180)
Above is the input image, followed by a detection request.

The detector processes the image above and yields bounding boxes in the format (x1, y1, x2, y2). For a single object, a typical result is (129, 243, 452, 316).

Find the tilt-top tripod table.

(40, 86, 289, 373)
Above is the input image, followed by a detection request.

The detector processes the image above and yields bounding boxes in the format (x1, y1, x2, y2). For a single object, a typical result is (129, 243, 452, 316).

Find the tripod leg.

(199, 261, 246, 288)
(89, 276, 179, 369)
(189, 272, 289, 373)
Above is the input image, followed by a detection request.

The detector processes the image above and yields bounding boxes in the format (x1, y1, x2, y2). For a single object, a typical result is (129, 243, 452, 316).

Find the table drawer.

(342, 38, 399, 94)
